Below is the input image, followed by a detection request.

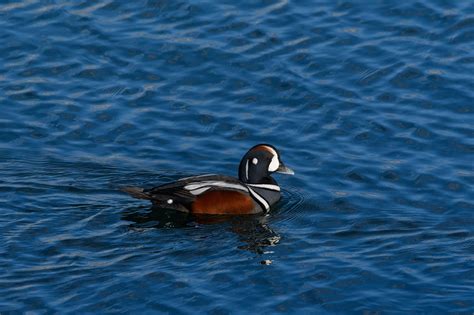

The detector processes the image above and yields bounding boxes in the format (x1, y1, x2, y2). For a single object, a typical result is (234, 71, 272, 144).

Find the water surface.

(1, 0, 473, 313)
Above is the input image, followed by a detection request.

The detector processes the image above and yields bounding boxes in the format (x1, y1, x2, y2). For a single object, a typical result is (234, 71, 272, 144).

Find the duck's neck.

(239, 172, 278, 185)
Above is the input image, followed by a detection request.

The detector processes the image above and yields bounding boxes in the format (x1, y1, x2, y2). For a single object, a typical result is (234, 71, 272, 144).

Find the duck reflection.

(121, 205, 281, 254)
(122, 205, 189, 228)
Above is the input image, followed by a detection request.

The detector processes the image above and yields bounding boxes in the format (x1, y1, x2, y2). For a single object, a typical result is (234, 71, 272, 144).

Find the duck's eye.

(252, 158, 258, 165)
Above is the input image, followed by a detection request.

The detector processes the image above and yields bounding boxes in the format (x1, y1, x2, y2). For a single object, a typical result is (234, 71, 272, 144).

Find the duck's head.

(238, 144, 294, 184)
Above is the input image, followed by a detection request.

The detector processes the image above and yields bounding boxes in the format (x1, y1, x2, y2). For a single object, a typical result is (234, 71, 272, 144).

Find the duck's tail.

(120, 186, 152, 200)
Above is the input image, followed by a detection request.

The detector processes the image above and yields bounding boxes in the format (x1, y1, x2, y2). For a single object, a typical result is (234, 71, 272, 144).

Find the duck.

(121, 144, 294, 215)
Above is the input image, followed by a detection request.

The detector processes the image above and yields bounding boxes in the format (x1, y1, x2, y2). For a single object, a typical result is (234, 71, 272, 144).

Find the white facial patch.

(245, 159, 249, 180)
(252, 158, 258, 165)
(256, 145, 280, 172)
(167, 199, 173, 204)
(268, 154, 279, 172)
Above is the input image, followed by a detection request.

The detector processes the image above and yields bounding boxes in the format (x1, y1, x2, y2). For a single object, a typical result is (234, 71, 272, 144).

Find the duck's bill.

(276, 164, 294, 175)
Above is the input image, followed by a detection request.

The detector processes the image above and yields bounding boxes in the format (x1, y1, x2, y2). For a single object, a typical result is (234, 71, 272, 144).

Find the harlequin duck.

(122, 144, 294, 215)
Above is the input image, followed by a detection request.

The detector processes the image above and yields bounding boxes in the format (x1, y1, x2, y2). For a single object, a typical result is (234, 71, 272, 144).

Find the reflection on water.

(232, 216, 281, 255)
(122, 206, 281, 255)
(122, 206, 191, 229)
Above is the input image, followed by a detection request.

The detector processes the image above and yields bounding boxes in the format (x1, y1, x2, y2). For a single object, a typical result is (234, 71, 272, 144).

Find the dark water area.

(1, 0, 473, 313)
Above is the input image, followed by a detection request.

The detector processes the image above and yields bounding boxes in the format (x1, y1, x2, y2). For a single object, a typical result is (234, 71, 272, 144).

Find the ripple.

(264, 180, 302, 207)
(1, 0, 474, 313)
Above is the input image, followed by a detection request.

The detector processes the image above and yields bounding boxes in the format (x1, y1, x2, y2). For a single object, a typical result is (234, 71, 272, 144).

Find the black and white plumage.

(122, 144, 294, 215)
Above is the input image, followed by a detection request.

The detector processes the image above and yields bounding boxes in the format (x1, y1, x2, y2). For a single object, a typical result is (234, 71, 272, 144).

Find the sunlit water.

(1, 0, 473, 313)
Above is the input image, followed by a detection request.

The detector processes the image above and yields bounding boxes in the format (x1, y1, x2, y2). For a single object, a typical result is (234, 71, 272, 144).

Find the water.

(1, 0, 473, 313)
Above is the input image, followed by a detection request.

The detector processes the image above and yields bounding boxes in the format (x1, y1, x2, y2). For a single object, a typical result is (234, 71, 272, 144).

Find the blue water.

(1, 0, 473, 313)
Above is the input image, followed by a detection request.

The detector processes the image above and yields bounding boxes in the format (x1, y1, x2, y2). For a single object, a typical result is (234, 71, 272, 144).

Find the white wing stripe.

(184, 181, 248, 192)
(189, 187, 211, 195)
(246, 183, 280, 191)
(247, 187, 270, 210)
(179, 174, 217, 181)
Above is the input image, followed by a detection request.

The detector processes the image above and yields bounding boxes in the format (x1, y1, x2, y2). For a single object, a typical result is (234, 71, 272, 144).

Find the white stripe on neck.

(246, 183, 280, 191)
(247, 186, 270, 210)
